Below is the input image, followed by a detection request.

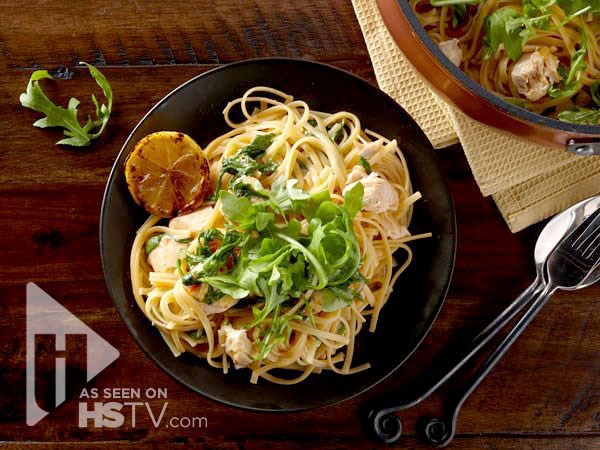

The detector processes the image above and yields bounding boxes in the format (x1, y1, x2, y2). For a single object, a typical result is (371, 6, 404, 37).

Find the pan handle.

(566, 139, 600, 156)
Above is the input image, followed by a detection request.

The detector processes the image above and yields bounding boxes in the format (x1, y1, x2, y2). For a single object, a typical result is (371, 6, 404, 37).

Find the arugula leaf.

(484, 7, 550, 61)
(182, 181, 364, 359)
(523, 0, 556, 17)
(320, 287, 356, 312)
(558, 0, 600, 22)
(343, 182, 364, 219)
(220, 191, 257, 230)
(19, 62, 112, 147)
(557, 107, 600, 125)
(271, 177, 311, 213)
(307, 197, 362, 287)
(215, 133, 278, 196)
(255, 212, 275, 231)
(319, 271, 367, 312)
(183, 228, 248, 287)
(202, 275, 250, 299)
(591, 80, 600, 106)
(254, 305, 300, 361)
(452, 4, 467, 27)
(549, 34, 587, 99)
(303, 190, 331, 221)
(145, 234, 165, 254)
(250, 278, 289, 326)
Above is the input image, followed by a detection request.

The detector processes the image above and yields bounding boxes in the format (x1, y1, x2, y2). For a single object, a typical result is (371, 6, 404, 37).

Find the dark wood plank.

(0, 0, 369, 69)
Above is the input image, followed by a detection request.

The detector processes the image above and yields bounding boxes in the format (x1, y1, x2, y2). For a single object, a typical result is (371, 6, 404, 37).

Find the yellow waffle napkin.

(351, 0, 600, 232)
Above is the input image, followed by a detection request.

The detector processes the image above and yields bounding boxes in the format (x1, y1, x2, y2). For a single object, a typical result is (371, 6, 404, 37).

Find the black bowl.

(100, 58, 456, 411)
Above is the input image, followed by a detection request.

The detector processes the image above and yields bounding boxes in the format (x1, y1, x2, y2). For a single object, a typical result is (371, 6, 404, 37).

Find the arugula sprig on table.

(181, 177, 365, 360)
(19, 62, 112, 147)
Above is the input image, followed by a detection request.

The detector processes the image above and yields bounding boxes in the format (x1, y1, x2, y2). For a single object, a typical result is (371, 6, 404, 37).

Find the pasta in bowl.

(411, 0, 600, 124)
(128, 87, 430, 385)
(100, 58, 455, 410)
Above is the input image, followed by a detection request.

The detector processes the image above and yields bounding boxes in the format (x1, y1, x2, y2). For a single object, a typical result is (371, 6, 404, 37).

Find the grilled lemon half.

(124, 131, 210, 218)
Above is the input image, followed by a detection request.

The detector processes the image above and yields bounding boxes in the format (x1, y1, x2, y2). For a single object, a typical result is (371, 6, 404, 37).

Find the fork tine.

(582, 232, 600, 260)
(571, 208, 600, 251)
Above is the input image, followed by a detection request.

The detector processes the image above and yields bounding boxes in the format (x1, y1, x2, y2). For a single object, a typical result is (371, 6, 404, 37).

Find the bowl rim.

(377, 0, 600, 144)
(99, 57, 457, 411)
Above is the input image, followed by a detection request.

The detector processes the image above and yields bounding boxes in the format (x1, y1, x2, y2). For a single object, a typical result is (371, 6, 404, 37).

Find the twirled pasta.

(129, 87, 429, 384)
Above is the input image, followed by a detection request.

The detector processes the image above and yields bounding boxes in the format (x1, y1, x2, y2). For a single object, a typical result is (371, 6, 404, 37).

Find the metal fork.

(418, 206, 600, 446)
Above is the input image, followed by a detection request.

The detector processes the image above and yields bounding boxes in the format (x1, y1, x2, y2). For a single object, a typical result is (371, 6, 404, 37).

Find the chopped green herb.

(19, 62, 112, 147)
(327, 122, 344, 144)
(145, 234, 165, 254)
(307, 118, 318, 127)
(203, 285, 224, 304)
(214, 133, 278, 197)
(358, 156, 372, 174)
(188, 329, 204, 339)
(176, 258, 184, 277)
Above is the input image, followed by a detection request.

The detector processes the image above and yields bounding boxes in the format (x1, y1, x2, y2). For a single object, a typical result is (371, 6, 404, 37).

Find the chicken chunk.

(343, 171, 399, 214)
(169, 206, 214, 231)
(346, 165, 368, 184)
(438, 39, 462, 67)
(511, 50, 561, 102)
(221, 324, 254, 369)
(378, 217, 410, 240)
(146, 236, 187, 273)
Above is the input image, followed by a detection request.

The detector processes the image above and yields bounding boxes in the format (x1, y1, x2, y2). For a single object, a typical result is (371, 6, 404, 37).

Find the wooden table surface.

(1, 1, 598, 448)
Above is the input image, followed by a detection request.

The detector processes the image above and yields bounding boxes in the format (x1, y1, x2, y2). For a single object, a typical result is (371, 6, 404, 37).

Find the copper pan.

(376, 0, 600, 153)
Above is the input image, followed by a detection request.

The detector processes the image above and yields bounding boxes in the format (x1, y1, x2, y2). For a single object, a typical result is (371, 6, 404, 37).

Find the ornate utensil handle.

(365, 279, 544, 445)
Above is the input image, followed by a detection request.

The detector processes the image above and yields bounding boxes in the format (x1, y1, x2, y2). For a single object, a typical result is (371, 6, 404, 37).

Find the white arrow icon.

(26, 282, 120, 426)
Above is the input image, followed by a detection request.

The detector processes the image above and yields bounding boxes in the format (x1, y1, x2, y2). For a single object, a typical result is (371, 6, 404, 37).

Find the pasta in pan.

(127, 87, 429, 384)
(410, 0, 600, 124)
